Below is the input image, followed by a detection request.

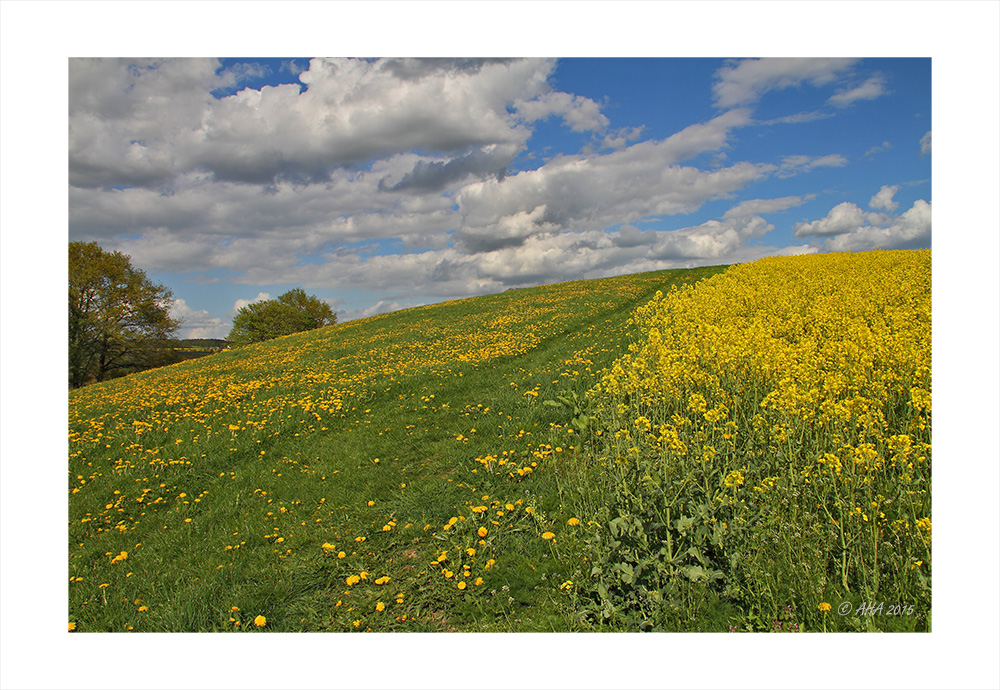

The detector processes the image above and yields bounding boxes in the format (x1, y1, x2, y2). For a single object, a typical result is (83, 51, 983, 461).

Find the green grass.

(68, 265, 726, 632)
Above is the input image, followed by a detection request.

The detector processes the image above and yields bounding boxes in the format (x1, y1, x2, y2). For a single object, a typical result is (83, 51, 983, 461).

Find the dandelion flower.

(819, 602, 832, 612)
(567, 518, 580, 526)
(254, 615, 266, 627)
(457, 581, 467, 590)
(477, 527, 488, 538)
(542, 531, 555, 540)
(68, 622, 76, 632)
(138, 605, 148, 612)
(375, 602, 385, 612)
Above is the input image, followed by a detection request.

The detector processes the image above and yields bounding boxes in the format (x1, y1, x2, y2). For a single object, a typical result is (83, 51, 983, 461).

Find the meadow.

(68, 250, 931, 633)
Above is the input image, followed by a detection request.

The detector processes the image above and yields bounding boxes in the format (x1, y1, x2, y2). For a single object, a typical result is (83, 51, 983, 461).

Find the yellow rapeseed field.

(582, 249, 931, 629)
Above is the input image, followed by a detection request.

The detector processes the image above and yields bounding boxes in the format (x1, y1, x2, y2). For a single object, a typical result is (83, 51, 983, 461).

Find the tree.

(228, 288, 336, 346)
(69, 241, 180, 388)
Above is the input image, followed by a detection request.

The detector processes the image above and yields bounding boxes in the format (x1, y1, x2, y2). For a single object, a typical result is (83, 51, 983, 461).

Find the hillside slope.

(68, 265, 724, 632)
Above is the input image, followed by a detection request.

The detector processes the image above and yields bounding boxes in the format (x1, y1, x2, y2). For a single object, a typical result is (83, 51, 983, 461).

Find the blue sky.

(68, 56, 932, 338)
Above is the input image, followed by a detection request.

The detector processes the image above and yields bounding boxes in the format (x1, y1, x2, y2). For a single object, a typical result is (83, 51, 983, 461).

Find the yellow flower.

(818, 602, 831, 613)
(474, 577, 484, 586)
(457, 581, 467, 590)
(567, 517, 580, 526)
(338, 552, 346, 559)
(541, 531, 555, 540)
(254, 615, 266, 627)
(68, 622, 76, 632)
(138, 605, 148, 612)
(375, 602, 385, 612)
(723, 470, 745, 488)
(466, 547, 476, 557)
(477, 527, 488, 538)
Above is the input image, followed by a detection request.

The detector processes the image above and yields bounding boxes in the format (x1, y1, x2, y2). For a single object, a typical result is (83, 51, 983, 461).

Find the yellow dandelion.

(541, 531, 555, 540)
(477, 527, 488, 538)
(819, 602, 832, 612)
(457, 581, 467, 590)
(567, 517, 580, 526)
(254, 615, 266, 627)
(375, 602, 385, 612)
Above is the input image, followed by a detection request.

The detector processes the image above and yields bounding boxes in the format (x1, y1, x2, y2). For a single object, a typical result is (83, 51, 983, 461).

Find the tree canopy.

(227, 288, 336, 346)
(69, 241, 180, 388)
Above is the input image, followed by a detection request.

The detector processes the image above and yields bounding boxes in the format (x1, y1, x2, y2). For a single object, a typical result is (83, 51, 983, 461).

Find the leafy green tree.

(69, 241, 180, 388)
(228, 288, 336, 346)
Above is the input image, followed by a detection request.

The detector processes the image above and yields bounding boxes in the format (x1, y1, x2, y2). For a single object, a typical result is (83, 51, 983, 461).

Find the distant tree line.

(69, 242, 337, 387)
(227, 289, 336, 346)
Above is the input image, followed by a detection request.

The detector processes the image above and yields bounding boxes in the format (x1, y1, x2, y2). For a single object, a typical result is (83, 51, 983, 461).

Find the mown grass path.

(68, 266, 723, 632)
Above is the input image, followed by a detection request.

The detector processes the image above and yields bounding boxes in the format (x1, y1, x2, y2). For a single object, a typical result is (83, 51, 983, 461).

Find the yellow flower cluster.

(599, 250, 930, 435)
(590, 249, 932, 604)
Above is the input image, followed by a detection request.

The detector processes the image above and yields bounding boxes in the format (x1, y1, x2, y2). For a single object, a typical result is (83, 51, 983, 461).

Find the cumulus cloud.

(514, 90, 610, 132)
(232, 292, 271, 312)
(821, 200, 931, 252)
(69, 58, 567, 189)
(794, 198, 931, 251)
(713, 58, 859, 108)
(454, 109, 760, 253)
(170, 298, 231, 339)
(869, 185, 899, 211)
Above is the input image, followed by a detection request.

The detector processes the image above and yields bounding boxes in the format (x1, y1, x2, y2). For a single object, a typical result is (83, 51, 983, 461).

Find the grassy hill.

(68, 251, 932, 633)
(68, 265, 725, 632)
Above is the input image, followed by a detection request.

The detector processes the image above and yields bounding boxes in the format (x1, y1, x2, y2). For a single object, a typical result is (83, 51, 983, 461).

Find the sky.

(67, 56, 933, 339)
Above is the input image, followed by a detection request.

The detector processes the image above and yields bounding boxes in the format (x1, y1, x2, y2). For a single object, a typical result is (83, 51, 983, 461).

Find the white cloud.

(864, 141, 892, 158)
(827, 76, 887, 107)
(232, 292, 271, 313)
(170, 298, 231, 339)
(794, 201, 870, 238)
(69, 58, 566, 189)
(723, 195, 812, 218)
(869, 185, 899, 211)
(337, 299, 422, 323)
(794, 198, 931, 251)
(712, 58, 859, 108)
(920, 130, 932, 155)
(776, 154, 848, 178)
(454, 110, 760, 253)
(514, 91, 609, 132)
(820, 200, 931, 252)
